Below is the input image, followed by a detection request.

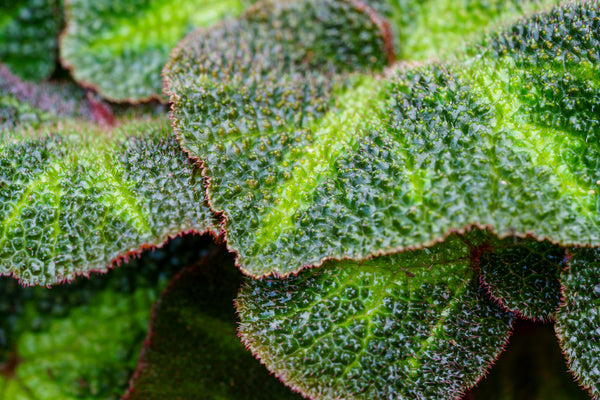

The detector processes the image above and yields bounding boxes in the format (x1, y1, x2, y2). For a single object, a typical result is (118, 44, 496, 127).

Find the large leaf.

(0, 0, 61, 81)
(555, 247, 600, 399)
(0, 233, 214, 399)
(59, 0, 260, 102)
(238, 232, 514, 399)
(124, 248, 302, 400)
(167, 0, 600, 278)
(0, 118, 218, 286)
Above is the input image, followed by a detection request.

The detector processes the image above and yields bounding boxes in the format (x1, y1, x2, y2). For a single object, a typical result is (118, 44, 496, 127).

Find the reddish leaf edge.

(10, 227, 221, 288)
(554, 251, 598, 400)
(233, 275, 517, 400)
(57, 0, 168, 105)
(163, 40, 600, 280)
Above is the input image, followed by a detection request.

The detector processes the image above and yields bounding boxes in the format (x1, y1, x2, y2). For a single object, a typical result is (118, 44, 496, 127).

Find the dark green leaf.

(124, 248, 303, 400)
(479, 236, 565, 320)
(167, 0, 600, 278)
(237, 233, 514, 399)
(0, 0, 61, 81)
(0, 118, 218, 285)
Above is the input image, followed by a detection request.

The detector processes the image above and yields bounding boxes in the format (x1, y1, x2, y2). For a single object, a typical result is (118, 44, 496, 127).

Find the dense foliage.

(1, 0, 599, 399)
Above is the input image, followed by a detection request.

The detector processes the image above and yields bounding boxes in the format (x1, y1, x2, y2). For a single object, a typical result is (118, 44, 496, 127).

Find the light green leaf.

(124, 249, 303, 400)
(382, 0, 560, 61)
(0, 118, 218, 286)
(555, 247, 600, 399)
(0, 0, 61, 81)
(238, 232, 514, 399)
(167, 0, 600, 278)
(59, 0, 259, 102)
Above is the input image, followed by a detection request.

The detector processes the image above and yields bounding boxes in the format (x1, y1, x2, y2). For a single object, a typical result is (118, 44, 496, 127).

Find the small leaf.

(0, 118, 218, 286)
(0, 0, 61, 81)
(168, 0, 600, 278)
(237, 233, 514, 399)
(59, 0, 259, 102)
(479, 236, 566, 321)
(555, 247, 600, 399)
(124, 248, 303, 399)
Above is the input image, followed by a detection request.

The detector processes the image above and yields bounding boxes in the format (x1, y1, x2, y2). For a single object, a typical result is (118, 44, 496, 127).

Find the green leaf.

(479, 236, 565, 321)
(59, 0, 260, 102)
(0, 233, 214, 399)
(124, 248, 303, 400)
(237, 232, 514, 399)
(382, 0, 560, 61)
(0, 0, 61, 81)
(167, 0, 600, 278)
(555, 247, 600, 399)
(0, 118, 218, 286)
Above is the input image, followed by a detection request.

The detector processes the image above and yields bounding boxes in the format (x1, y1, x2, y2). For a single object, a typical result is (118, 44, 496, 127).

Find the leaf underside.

(124, 248, 303, 400)
(238, 232, 514, 400)
(167, 0, 600, 278)
(59, 0, 258, 102)
(0, 0, 60, 81)
(0, 118, 218, 286)
(555, 247, 600, 399)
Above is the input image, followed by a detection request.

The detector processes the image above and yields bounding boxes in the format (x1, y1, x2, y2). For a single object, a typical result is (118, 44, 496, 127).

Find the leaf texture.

(0, 118, 218, 286)
(124, 248, 303, 400)
(555, 247, 600, 399)
(59, 0, 259, 102)
(237, 232, 514, 400)
(167, 0, 600, 278)
(479, 237, 565, 320)
(0, 0, 61, 81)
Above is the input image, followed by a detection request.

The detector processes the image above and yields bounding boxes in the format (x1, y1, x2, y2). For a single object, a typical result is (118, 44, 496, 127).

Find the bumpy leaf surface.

(0, 118, 218, 286)
(168, 0, 600, 278)
(238, 232, 514, 399)
(555, 248, 600, 399)
(0, 0, 61, 81)
(479, 237, 566, 320)
(125, 249, 302, 400)
(0, 233, 214, 399)
(59, 0, 259, 102)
